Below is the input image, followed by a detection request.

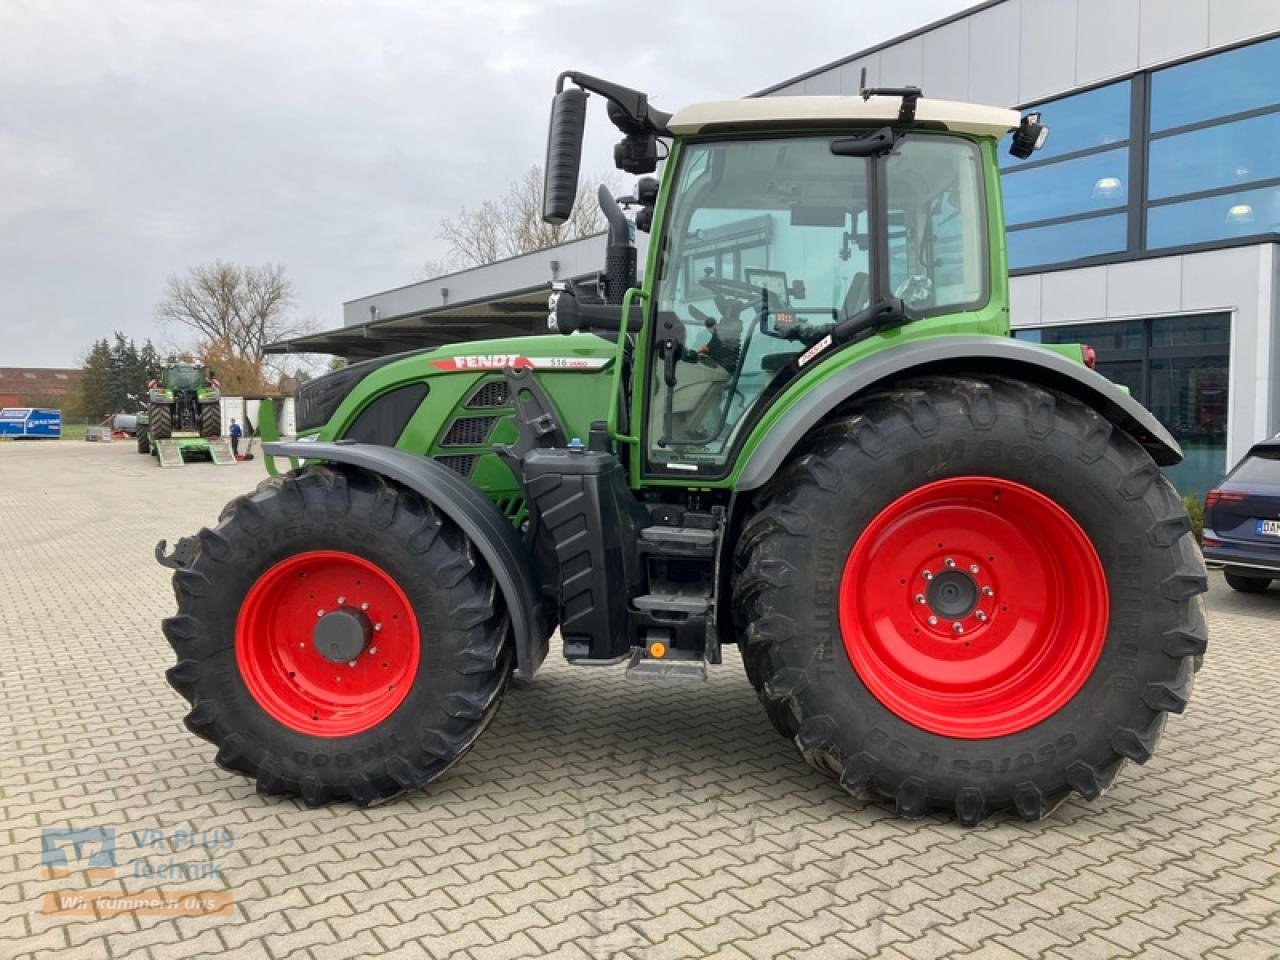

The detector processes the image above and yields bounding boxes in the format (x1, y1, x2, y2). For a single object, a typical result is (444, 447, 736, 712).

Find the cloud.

(0, 0, 970, 366)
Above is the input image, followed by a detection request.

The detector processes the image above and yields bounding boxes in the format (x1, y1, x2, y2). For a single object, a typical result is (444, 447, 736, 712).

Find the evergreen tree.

(78, 339, 113, 420)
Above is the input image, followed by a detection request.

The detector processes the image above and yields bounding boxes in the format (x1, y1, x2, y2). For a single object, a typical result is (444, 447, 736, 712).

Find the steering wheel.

(698, 276, 776, 303)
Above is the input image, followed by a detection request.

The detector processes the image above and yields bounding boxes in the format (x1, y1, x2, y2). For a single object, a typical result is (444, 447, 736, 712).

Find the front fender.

(735, 335, 1181, 491)
(265, 441, 548, 680)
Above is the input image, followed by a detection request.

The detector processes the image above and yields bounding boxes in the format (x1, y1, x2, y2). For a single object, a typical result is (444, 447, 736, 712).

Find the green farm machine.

(158, 73, 1207, 823)
(137, 361, 230, 465)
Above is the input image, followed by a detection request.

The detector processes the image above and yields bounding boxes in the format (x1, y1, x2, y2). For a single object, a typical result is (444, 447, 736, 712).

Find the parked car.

(1203, 434, 1280, 592)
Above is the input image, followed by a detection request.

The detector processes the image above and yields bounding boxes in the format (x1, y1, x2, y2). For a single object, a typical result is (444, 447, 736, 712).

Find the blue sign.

(0, 407, 61, 438)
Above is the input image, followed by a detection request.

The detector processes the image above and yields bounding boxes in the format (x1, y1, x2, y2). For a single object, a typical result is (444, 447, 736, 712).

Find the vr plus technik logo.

(40, 827, 117, 879)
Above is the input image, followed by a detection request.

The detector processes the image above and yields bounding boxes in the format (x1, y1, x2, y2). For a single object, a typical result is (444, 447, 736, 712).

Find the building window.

(1000, 80, 1132, 270)
(1015, 314, 1230, 494)
(1146, 36, 1280, 250)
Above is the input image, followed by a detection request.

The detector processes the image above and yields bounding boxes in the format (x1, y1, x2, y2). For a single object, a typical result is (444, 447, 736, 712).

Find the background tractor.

(137, 361, 222, 454)
(159, 72, 1207, 824)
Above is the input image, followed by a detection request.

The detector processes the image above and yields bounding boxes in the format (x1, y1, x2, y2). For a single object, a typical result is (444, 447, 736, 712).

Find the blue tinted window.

(1002, 81, 1129, 166)
(1002, 148, 1128, 224)
(1007, 214, 1126, 269)
(1150, 36, 1280, 132)
(1149, 111, 1280, 200)
(1147, 184, 1280, 248)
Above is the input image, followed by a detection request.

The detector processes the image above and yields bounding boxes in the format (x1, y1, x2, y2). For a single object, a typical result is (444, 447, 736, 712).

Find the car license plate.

(1258, 519, 1280, 537)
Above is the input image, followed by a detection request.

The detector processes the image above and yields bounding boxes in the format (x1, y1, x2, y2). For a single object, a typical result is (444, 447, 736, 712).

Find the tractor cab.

(542, 72, 1049, 484)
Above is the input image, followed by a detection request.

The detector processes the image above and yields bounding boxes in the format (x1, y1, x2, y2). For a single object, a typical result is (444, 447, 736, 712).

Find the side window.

(886, 137, 987, 313)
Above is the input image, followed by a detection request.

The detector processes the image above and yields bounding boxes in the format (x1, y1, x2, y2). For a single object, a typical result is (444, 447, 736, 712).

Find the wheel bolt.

(337, 595, 346, 605)
(369, 646, 378, 655)
(945, 558, 956, 569)
(374, 623, 383, 633)
(982, 586, 994, 597)
(952, 622, 964, 634)
(928, 615, 938, 625)
(976, 611, 988, 622)
(360, 602, 369, 610)
(915, 594, 926, 604)
(969, 564, 979, 574)
(316, 609, 324, 617)
(922, 570, 933, 580)
(348, 660, 356, 668)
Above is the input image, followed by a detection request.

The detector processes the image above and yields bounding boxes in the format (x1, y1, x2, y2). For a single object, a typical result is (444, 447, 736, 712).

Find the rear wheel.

(149, 405, 172, 440)
(733, 376, 1208, 824)
(163, 466, 511, 806)
(200, 403, 221, 438)
(1224, 569, 1272, 593)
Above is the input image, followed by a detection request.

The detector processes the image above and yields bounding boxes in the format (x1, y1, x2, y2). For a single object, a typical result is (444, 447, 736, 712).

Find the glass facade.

(1000, 35, 1280, 271)
(1015, 314, 1230, 493)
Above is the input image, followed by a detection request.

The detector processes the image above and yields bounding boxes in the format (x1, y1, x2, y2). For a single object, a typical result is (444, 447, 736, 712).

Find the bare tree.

(157, 261, 303, 366)
(431, 165, 617, 272)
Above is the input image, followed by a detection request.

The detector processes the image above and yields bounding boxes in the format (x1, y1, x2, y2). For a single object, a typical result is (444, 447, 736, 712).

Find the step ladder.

(155, 439, 185, 468)
(207, 438, 237, 465)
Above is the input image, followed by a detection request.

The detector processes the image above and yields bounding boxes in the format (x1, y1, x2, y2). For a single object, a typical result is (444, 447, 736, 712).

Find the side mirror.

(542, 87, 588, 225)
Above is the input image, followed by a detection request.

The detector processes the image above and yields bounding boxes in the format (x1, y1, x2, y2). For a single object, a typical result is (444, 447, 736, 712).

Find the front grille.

(434, 454, 478, 477)
(465, 380, 510, 408)
(441, 415, 497, 447)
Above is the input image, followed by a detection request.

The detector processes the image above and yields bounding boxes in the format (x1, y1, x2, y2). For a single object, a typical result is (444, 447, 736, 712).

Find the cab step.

(632, 591, 710, 616)
(624, 647, 708, 684)
(639, 525, 717, 557)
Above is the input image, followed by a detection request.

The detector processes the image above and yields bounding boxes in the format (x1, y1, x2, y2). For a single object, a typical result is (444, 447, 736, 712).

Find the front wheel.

(733, 376, 1208, 824)
(137, 428, 150, 454)
(163, 466, 511, 806)
(200, 403, 221, 438)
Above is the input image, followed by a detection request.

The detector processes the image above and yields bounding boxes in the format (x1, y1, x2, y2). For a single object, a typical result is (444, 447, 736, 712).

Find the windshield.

(166, 366, 202, 390)
(647, 134, 988, 475)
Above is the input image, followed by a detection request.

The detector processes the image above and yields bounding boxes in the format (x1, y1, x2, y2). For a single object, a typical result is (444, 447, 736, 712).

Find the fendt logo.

(41, 828, 117, 879)
(432, 355, 534, 371)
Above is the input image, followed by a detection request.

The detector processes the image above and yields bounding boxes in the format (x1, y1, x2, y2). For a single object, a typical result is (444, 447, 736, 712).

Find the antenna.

(858, 67, 922, 125)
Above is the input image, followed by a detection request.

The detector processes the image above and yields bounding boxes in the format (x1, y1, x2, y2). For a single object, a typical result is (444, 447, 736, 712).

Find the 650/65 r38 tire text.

(733, 375, 1208, 824)
(162, 465, 512, 806)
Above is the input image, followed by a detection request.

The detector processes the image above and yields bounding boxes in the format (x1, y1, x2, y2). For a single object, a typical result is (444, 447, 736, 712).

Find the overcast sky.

(1, 0, 971, 368)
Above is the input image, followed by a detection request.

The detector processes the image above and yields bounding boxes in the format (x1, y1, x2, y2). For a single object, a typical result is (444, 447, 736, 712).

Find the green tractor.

(137, 361, 222, 455)
(158, 73, 1207, 823)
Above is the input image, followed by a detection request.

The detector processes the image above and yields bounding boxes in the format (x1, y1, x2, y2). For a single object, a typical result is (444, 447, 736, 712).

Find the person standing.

(229, 418, 243, 458)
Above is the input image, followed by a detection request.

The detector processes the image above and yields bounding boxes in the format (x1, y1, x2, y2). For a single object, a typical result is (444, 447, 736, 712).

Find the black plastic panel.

(344, 383, 428, 447)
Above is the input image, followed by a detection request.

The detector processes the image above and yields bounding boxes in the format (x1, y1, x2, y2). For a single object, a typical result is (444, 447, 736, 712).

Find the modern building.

(270, 0, 1280, 494)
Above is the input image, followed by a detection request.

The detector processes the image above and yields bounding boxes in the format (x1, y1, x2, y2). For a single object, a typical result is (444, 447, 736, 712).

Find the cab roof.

(667, 95, 1020, 139)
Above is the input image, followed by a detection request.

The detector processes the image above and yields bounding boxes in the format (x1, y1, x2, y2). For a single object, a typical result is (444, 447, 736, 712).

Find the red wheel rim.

(235, 551, 420, 737)
(839, 476, 1108, 739)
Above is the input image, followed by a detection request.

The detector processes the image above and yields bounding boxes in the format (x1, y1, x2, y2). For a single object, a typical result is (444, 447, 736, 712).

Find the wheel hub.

(925, 569, 978, 620)
(312, 608, 372, 664)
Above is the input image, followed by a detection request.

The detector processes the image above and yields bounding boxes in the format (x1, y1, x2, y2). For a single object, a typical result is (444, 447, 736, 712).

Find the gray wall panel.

(1209, 0, 1280, 46)
(1076, 0, 1140, 85)
(879, 34, 925, 88)
(967, 0, 1022, 107)
(1106, 257, 1181, 316)
(1138, 0, 1210, 65)
(922, 20, 971, 100)
(1019, 0, 1079, 103)
(1041, 265, 1109, 322)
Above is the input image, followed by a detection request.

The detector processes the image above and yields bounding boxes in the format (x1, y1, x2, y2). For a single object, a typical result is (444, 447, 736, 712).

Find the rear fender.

(735, 335, 1182, 491)
(265, 441, 549, 680)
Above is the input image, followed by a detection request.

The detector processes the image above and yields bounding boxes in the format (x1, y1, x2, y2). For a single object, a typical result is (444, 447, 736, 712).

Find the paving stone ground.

(2, 440, 1279, 960)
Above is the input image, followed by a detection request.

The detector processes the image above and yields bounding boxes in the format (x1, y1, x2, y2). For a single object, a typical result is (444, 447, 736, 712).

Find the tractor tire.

(137, 429, 150, 455)
(149, 405, 172, 440)
(200, 403, 221, 438)
(163, 465, 512, 806)
(1224, 569, 1271, 593)
(732, 375, 1208, 825)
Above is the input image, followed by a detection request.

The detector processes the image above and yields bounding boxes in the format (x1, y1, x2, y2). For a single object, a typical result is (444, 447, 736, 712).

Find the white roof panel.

(667, 95, 1020, 139)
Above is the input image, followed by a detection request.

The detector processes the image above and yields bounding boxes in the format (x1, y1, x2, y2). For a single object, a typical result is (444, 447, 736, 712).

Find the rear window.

(1229, 448, 1280, 483)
